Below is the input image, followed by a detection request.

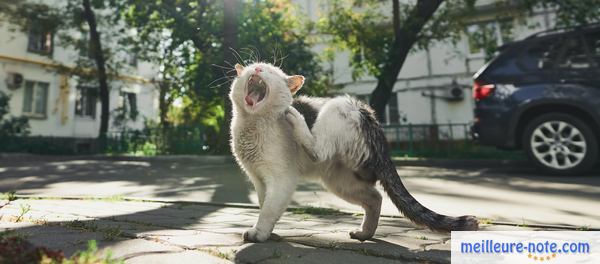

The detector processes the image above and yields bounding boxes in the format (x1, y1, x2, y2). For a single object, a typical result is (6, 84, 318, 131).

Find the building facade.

(0, 14, 159, 138)
(295, 0, 557, 129)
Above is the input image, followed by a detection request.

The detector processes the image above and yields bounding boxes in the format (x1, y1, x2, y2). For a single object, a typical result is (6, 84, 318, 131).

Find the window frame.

(22, 80, 49, 119)
(465, 20, 512, 58)
(75, 86, 98, 119)
(26, 29, 54, 55)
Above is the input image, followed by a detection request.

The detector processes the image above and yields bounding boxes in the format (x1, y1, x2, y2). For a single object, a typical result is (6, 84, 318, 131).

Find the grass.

(289, 206, 344, 216)
(101, 227, 123, 241)
(57, 240, 124, 264)
(1, 231, 122, 263)
(1, 190, 17, 201)
(479, 218, 493, 225)
(63, 220, 124, 241)
(201, 247, 236, 260)
(390, 140, 526, 160)
(65, 220, 99, 232)
(16, 204, 31, 222)
(90, 195, 126, 202)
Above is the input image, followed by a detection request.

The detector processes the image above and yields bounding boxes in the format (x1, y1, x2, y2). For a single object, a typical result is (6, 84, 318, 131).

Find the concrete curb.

(1, 152, 530, 168)
(392, 157, 529, 168)
(0, 153, 235, 164)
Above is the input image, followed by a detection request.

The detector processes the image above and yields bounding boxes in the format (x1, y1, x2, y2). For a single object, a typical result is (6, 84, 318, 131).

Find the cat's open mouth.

(245, 75, 268, 107)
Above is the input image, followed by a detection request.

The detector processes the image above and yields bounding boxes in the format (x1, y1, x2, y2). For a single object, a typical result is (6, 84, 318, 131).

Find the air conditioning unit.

(445, 86, 464, 101)
(5, 72, 24, 90)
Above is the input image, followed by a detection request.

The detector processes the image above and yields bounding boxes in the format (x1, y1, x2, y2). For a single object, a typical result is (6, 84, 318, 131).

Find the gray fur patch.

(354, 100, 479, 232)
(292, 97, 319, 130)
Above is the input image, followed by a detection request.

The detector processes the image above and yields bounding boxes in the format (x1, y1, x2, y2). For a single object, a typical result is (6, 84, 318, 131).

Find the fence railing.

(106, 126, 207, 155)
(382, 123, 472, 156)
(1, 123, 524, 159)
(381, 123, 523, 159)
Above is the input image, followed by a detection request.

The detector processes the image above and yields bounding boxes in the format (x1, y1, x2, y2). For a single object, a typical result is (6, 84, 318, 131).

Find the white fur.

(230, 63, 381, 242)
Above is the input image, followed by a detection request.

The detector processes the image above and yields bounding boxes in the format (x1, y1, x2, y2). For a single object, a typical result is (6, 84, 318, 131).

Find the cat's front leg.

(285, 107, 319, 162)
(244, 176, 297, 242)
(248, 174, 266, 208)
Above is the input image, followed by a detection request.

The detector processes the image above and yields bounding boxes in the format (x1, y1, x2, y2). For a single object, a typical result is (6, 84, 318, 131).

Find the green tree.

(319, 0, 600, 121)
(122, 0, 335, 153)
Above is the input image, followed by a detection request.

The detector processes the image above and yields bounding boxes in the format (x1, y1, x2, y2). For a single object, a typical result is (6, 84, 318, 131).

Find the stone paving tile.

(139, 230, 244, 248)
(233, 241, 422, 264)
(125, 250, 232, 264)
(284, 231, 449, 264)
(1, 198, 551, 264)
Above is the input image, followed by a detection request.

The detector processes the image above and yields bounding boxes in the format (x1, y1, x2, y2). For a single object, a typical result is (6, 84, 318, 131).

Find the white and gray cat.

(229, 62, 478, 243)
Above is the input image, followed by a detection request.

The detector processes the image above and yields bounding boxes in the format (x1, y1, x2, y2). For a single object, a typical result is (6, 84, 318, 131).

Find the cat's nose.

(254, 67, 262, 73)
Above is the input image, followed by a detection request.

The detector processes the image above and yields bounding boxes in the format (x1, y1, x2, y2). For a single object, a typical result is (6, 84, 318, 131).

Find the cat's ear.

(287, 75, 305, 95)
(235, 64, 244, 76)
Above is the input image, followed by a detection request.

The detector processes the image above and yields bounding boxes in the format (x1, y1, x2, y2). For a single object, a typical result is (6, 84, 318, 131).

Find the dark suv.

(472, 24, 600, 175)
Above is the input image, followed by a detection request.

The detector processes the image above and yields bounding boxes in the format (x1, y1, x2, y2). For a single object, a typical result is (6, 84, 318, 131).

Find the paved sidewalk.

(0, 197, 551, 264)
(2, 155, 598, 228)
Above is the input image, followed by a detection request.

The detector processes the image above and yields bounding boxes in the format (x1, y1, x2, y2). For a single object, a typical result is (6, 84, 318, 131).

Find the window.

(116, 91, 138, 120)
(75, 86, 98, 118)
(519, 38, 563, 71)
(27, 30, 53, 54)
(127, 54, 138, 67)
(466, 20, 512, 56)
(80, 39, 95, 59)
(22, 81, 49, 118)
(125, 92, 138, 119)
(388, 92, 400, 124)
(556, 37, 590, 70)
(582, 31, 600, 68)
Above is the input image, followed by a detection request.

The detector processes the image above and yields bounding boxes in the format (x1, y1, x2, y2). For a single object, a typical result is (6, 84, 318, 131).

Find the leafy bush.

(0, 91, 29, 137)
(0, 233, 122, 264)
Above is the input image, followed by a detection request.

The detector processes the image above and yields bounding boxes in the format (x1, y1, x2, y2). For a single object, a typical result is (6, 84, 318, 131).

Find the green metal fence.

(106, 126, 207, 155)
(381, 123, 524, 159)
(1, 123, 523, 159)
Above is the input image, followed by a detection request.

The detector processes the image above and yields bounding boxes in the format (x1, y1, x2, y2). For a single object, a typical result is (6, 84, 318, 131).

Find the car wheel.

(523, 113, 598, 175)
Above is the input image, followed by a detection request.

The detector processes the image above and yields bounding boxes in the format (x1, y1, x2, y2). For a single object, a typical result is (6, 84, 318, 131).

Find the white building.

(295, 0, 556, 129)
(0, 11, 159, 139)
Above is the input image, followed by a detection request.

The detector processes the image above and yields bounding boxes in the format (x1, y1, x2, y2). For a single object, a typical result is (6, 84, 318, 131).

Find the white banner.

(451, 231, 600, 264)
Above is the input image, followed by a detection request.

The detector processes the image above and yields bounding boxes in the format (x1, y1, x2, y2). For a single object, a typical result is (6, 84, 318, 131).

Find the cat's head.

(229, 62, 304, 115)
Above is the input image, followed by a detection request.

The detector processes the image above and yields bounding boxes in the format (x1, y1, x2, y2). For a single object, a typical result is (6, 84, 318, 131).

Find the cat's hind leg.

(323, 164, 382, 241)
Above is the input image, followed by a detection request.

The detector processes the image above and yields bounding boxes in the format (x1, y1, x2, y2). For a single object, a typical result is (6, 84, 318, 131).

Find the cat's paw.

(243, 228, 270, 243)
(349, 230, 373, 242)
(285, 107, 305, 128)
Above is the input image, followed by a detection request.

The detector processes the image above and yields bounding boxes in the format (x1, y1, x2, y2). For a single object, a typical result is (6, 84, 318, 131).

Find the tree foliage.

(319, 0, 600, 121)
(121, 0, 335, 152)
(0, 91, 29, 137)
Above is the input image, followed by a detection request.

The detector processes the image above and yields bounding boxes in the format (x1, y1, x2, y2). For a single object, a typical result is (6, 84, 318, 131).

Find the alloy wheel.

(530, 121, 587, 170)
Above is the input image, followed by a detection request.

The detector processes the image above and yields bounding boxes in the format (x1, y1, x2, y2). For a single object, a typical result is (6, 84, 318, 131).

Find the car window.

(582, 30, 600, 68)
(518, 38, 563, 71)
(556, 37, 591, 70)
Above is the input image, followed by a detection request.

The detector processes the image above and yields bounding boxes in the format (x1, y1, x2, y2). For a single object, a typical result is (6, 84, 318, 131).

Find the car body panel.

(472, 25, 600, 150)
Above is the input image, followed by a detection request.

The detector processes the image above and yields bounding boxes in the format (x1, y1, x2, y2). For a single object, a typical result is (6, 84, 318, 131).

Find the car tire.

(523, 113, 598, 175)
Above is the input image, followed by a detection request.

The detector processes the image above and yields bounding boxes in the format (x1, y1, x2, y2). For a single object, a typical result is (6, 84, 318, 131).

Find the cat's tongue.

(245, 92, 259, 106)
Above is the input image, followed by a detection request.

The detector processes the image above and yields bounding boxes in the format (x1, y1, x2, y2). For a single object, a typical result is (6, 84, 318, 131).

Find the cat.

(229, 62, 478, 243)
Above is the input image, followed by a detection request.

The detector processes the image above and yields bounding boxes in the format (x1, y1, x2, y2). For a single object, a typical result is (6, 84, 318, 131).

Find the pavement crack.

(120, 249, 186, 261)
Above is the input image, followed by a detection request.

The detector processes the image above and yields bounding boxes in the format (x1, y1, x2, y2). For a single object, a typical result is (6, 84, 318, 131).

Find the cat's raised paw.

(285, 107, 304, 128)
(243, 228, 270, 243)
(349, 230, 373, 242)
